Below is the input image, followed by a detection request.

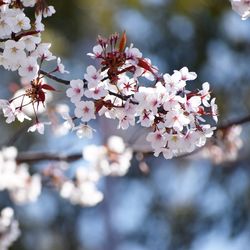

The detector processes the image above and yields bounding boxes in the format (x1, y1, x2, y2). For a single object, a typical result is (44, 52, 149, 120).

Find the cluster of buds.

(0, 0, 68, 133)
(67, 32, 218, 159)
(230, 0, 250, 20)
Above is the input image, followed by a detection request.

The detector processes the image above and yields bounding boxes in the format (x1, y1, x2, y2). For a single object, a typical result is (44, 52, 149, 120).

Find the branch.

(16, 152, 82, 163)
(14, 113, 250, 164)
(39, 69, 70, 85)
(217, 114, 250, 130)
(39, 70, 138, 103)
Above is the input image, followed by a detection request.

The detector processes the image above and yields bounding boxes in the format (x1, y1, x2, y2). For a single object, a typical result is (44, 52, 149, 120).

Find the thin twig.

(39, 69, 70, 85)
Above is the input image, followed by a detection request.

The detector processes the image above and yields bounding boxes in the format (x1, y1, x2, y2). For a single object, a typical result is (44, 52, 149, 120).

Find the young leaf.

(41, 84, 56, 91)
(119, 31, 127, 53)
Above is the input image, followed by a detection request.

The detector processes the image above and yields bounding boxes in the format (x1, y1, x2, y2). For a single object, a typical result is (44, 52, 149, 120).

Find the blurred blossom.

(59, 136, 133, 206)
(230, 0, 250, 20)
(83, 136, 133, 177)
(60, 167, 103, 207)
(0, 147, 41, 205)
(202, 126, 243, 164)
(0, 207, 20, 250)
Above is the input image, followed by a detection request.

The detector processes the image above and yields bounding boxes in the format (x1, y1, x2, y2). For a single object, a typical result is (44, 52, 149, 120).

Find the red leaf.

(119, 31, 127, 52)
(38, 91, 45, 103)
(137, 58, 155, 74)
(41, 84, 56, 91)
(95, 100, 104, 113)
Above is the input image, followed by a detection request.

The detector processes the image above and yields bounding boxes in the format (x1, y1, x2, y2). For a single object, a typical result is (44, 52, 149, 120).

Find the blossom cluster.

(0, 207, 20, 250)
(66, 33, 218, 159)
(0, 146, 41, 204)
(0, 0, 68, 133)
(0, 2, 218, 160)
(230, 0, 250, 20)
(59, 136, 133, 206)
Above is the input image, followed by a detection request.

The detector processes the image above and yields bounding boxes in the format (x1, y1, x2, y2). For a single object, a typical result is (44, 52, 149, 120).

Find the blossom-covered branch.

(0, 1, 218, 160)
(15, 112, 250, 163)
(0, 1, 248, 250)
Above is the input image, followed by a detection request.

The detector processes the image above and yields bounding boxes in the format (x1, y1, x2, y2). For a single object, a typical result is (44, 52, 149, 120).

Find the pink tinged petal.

(178, 67, 197, 81)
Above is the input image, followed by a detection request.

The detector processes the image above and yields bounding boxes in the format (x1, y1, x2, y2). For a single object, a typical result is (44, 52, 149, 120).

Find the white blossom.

(0, 207, 20, 250)
(74, 101, 96, 122)
(231, 0, 250, 20)
(66, 79, 84, 103)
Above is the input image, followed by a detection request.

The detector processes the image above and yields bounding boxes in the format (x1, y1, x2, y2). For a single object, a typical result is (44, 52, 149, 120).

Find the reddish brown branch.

(40, 70, 138, 103)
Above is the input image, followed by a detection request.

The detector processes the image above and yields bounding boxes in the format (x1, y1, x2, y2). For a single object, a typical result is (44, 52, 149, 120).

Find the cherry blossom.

(57, 57, 69, 74)
(210, 98, 218, 123)
(0, 207, 20, 250)
(230, 0, 250, 20)
(20, 35, 41, 52)
(176, 66, 197, 81)
(3, 40, 26, 65)
(84, 84, 108, 100)
(21, 0, 36, 7)
(18, 56, 39, 82)
(73, 124, 96, 139)
(74, 101, 96, 122)
(82, 136, 133, 177)
(146, 131, 167, 150)
(11, 13, 31, 33)
(87, 44, 103, 58)
(199, 82, 211, 107)
(0, 147, 42, 204)
(0, 2, 218, 161)
(1, 3, 245, 247)
(64, 32, 218, 159)
(84, 65, 102, 88)
(202, 125, 243, 164)
(28, 122, 51, 134)
(66, 79, 85, 103)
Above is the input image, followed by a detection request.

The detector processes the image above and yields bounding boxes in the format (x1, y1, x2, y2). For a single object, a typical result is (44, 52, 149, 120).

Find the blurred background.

(1, 0, 250, 249)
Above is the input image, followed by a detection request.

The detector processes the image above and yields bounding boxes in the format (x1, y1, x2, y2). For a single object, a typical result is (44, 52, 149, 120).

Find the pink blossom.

(66, 79, 84, 103)
(74, 101, 96, 122)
